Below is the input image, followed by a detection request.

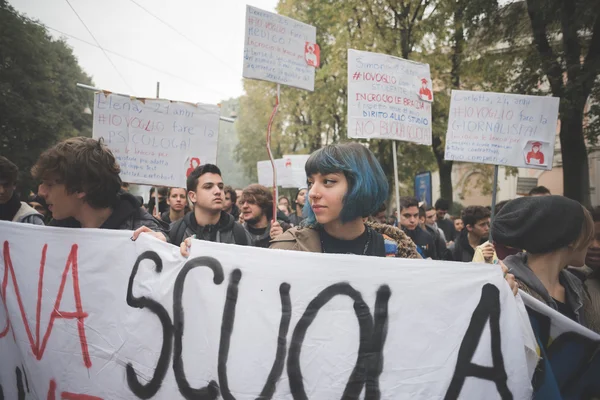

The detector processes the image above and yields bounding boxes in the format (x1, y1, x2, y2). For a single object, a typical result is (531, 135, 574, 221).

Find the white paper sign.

(243, 5, 317, 91)
(347, 49, 433, 145)
(92, 92, 220, 187)
(257, 159, 284, 187)
(0, 222, 539, 399)
(280, 154, 310, 188)
(444, 90, 559, 169)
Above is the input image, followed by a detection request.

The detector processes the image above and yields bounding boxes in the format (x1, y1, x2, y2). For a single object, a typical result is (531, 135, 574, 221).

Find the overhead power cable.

(126, 0, 238, 73)
(64, 0, 134, 93)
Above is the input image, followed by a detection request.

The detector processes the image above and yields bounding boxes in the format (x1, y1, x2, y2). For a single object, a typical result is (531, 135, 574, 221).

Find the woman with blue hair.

(270, 143, 420, 258)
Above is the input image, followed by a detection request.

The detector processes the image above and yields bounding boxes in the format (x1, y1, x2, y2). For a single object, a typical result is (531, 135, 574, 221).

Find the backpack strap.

(170, 219, 188, 245)
(232, 223, 249, 246)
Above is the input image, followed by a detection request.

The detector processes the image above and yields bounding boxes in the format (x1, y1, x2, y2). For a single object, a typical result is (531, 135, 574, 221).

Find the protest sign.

(347, 49, 433, 145)
(521, 292, 600, 399)
(444, 90, 559, 169)
(281, 154, 310, 188)
(92, 92, 220, 187)
(243, 6, 317, 91)
(257, 159, 285, 188)
(0, 222, 540, 399)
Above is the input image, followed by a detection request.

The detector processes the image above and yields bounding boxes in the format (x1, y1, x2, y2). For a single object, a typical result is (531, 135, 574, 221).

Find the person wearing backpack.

(170, 164, 252, 248)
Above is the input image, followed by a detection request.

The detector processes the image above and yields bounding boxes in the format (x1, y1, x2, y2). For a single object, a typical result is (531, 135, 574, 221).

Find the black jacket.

(425, 225, 452, 260)
(169, 211, 252, 246)
(452, 229, 485, 262)
(402, 226, 436, 259)
(437, 218, 455, 242)
(50, 192, 169, 240)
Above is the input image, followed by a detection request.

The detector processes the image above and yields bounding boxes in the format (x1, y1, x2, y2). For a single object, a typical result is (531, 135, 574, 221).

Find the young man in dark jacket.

(434, 198, 455, 243)
(32, 137, 168, 240)
(452, 206, 490, 262)
(399, 197, 435, 259)
(170, 164, 252, 246)
(0, 156, 45, 225)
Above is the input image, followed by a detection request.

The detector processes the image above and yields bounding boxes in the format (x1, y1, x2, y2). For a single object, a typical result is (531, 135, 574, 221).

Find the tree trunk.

(560, 113, 591, 206)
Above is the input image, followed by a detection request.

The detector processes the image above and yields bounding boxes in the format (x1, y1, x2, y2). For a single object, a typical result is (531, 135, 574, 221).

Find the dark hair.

(31, 137, 121, 209)
(186, 164, 221, 192)
(304, 143, 389, 224)
(529, 186, 551, 196)
(435, 198, 450, 211)
(241, 184, 273, 220)
(424, 204, 435, 213)
(462, 206, 491, 228)
(372, 203, 386, 217)
(157, 186, 168, 197)
(419, 206, 426, 219)
(224, 186, 237, 204)
(400, 196, 419, 212)
(0, 156, 19, 185)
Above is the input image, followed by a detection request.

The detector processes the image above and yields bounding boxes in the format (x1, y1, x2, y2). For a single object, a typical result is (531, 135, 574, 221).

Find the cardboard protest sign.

(92, 92, 220, 187)
(0, 222, 541, 399)
(243, 6, 317, 91)
(521, 292, 600, 399)
(347, 49, 433, 145)
(444, 90, 559, 169)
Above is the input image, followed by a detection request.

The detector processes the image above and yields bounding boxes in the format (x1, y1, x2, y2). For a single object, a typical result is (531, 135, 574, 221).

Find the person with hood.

(0, 156, 44, 225)
(223, 186, 241, 221)
(240, 184, 291, 248)
(270, 143, 422, 259)
(32, 137, 168, 240)
(172, 164, 252, 250)
(160, 187, 187, 224)
(289, 187, 307, 227)
(453, 206, 492, 263)
(493, 196, 598, 331)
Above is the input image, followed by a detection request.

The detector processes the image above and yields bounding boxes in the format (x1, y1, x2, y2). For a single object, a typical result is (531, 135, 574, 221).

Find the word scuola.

(0, 243, 515, 400)
(125, 251, 515, 400)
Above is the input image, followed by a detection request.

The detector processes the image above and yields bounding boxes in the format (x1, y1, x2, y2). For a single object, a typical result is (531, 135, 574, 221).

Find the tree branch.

(525, 0, 564, 97)
(559, 0, 582, 86)
(581, 12, 600, 99)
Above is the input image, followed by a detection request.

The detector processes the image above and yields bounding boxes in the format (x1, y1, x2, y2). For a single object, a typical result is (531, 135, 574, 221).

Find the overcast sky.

(10, 0, 279, 105)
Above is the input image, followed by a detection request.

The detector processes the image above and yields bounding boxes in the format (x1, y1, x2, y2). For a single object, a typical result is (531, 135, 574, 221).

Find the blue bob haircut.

(303, 143, 389, 225)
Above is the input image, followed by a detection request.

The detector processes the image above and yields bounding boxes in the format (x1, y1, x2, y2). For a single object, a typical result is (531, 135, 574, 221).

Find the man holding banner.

(32, 137, 169, 240)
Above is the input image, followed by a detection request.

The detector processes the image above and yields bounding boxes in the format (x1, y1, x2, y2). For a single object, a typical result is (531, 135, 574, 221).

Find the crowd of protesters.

(1, 136, 599, 334)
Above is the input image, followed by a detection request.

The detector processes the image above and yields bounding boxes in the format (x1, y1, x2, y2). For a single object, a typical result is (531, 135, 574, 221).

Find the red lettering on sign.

(0, 242, 91, 368)
(47, 379, 104, 400)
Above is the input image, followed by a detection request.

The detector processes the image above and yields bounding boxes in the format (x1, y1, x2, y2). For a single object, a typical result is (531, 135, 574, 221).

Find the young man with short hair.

(240, 184, 290, 248)
(170, 164, 251, 248)
(32, 137, 167, 240)
(424, 205, 452, 260)
(161, 187, 187, 224)
(434, 198, 455, 242)
(0, 156, 44, 225)
(371, 203, 388, 225)
(223, 185, 241, 221)
(453, 206, 494, 262)
(289, 187, 307, 227)
(399, 197, 435, 259)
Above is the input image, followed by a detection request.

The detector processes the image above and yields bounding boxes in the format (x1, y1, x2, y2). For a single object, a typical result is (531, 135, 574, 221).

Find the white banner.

(347, 49, 433, 145)
(444, 90, 559, 169)
(243, 6, 317, 91)
(0, 222, 536, 399)
(92, 92, 220, 187)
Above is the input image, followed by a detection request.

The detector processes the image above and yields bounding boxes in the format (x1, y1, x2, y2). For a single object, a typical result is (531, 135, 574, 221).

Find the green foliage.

(0, 0, 94, 196)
